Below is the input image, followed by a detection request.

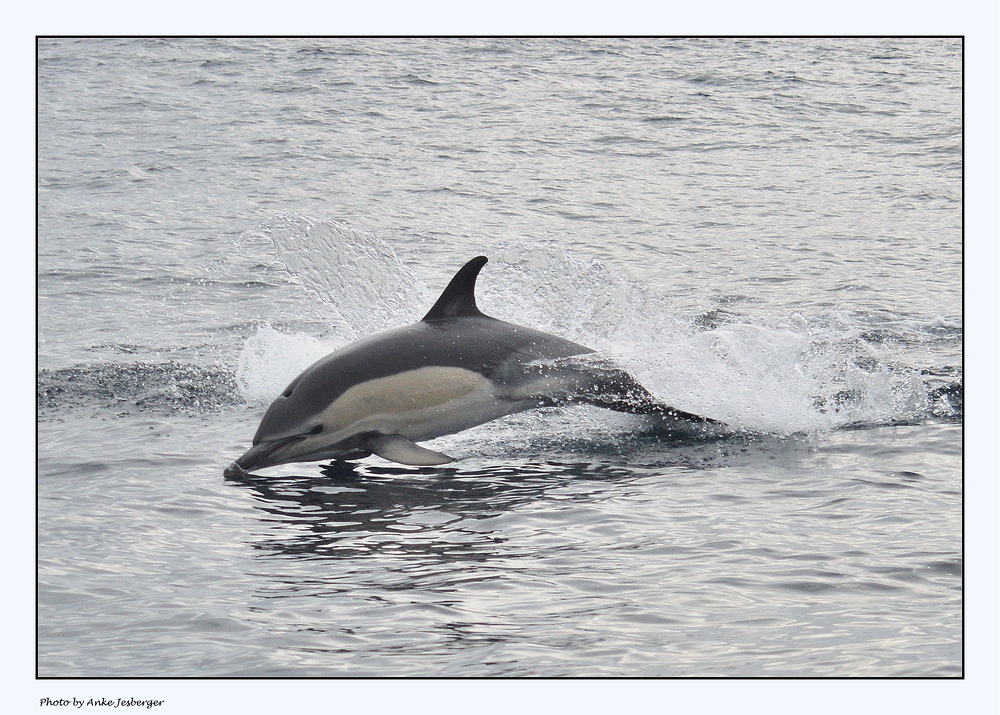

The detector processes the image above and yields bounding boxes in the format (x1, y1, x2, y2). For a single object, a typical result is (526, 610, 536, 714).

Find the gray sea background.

(23, 31, 999, 710)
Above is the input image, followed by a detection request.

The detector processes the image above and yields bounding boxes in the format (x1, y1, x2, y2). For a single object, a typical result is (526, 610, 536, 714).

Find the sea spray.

(237, 214, 428, 340)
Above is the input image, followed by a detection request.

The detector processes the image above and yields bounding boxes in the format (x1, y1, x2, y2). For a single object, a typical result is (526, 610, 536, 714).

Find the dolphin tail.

(586, 383, 726, 438)
(581, 375, 721, 424)
(529, 355, 724, 430)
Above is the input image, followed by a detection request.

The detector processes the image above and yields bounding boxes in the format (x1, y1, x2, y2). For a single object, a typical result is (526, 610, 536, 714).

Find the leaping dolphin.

(226, 256, 718, 475)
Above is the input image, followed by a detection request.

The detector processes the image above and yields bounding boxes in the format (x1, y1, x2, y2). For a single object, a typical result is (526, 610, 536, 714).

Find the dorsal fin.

(421, 256, 489, 321)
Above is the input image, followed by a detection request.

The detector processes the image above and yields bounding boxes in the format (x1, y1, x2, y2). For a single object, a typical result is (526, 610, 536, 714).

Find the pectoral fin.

(365, 434, 455, 466)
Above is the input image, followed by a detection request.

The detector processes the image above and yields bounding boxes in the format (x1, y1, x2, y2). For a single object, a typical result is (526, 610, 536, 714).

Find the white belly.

(318, 366, 528, 444)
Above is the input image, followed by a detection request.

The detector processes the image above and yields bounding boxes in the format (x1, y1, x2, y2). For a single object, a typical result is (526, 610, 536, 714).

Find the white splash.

(235, 323, 336, 405)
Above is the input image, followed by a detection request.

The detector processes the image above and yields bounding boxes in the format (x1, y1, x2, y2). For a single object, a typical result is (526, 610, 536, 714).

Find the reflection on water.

(227, 432, 814, 566)
(230, 459, 639, 560)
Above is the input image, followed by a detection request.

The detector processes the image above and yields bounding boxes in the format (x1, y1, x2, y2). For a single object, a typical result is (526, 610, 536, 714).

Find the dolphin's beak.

(224, 434, 307, 477)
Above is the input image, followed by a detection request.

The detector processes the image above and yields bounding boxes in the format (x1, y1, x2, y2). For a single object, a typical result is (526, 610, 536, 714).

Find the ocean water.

(37, 37, 962, 677)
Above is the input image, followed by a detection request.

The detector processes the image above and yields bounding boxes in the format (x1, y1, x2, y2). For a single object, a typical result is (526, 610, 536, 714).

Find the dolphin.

(226, 256, 718, 475)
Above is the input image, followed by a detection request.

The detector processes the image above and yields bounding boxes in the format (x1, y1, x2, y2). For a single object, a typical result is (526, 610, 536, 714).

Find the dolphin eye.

(308, 424, 323, 435)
